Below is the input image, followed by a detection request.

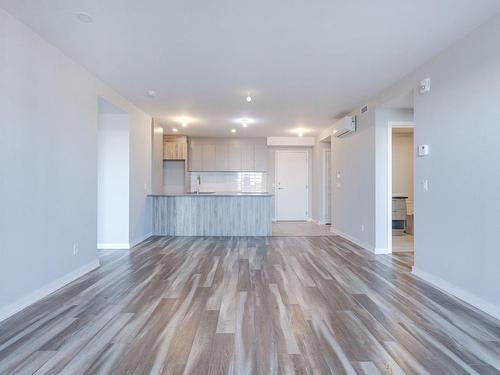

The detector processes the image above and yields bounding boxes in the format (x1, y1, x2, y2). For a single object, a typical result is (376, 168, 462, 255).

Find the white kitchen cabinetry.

(227, 144, 242, 171)
(241, 144, 255, 171)
(202, 144, 216, 171)
(254, 144, 268, 172)
(190, 144, 203, 171)
(189, 138, 267, 172)
(215, 143, 228, 171)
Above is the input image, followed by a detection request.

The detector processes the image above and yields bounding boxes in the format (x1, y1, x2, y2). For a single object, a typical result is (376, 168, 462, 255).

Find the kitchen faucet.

(196, 175, 201, 194)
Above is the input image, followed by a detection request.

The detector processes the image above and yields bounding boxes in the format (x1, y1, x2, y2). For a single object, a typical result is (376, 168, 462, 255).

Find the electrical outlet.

(73, 243, 79, 256)
(361, 224, 365, 232)
(423, 180, 429, 191)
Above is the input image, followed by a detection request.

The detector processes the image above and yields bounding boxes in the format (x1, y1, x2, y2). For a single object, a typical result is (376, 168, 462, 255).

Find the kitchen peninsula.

(149, 192, 273, 236)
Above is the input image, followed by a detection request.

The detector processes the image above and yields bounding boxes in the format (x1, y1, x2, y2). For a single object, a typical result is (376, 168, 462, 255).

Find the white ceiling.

(2, 1, 500, 137)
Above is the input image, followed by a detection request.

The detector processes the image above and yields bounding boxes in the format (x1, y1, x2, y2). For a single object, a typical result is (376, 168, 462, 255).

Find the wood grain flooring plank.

(0, 235, 499, 374)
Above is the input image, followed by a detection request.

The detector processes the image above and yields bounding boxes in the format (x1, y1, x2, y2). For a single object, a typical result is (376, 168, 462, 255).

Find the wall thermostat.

(418, 144, 430, 156)
(420, 78, 431, 94)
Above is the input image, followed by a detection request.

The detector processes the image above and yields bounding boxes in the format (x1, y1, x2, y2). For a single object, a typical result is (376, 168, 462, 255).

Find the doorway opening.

(390, 125, 414, 253)
(97, 97, 130, 249)
(275, 150, 309, 221)
(375, 90, 415, 265)
(322, 144, 332, 225)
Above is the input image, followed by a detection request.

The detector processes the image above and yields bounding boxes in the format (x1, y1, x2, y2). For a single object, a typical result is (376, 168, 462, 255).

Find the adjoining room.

(392, 127, 414, 253)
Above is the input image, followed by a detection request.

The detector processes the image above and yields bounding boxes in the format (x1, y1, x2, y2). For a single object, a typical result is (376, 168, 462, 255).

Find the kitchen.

(149, 131, 273, 236)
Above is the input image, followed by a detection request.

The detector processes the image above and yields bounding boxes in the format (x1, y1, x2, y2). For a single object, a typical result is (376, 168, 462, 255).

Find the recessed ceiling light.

(181, 122, 187, 128)
(147, 90, 157, 98)
(172, 128, 178, 132)
(75, 12, 93, 23)
(298, 132, 303, 137)
(236, 117, 255, 127)
(231, 129, 236, 133)
(246, 93, 252, 102)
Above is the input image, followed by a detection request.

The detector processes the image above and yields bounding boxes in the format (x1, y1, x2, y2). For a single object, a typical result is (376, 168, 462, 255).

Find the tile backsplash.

(189, 172, 267, 193)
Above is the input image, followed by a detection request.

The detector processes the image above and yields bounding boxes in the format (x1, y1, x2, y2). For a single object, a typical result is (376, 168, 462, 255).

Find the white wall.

(0, 9, 152, 320)
(151, 120, 164, 194)
(97, 113, 129, 247)
(392, 132, 414, 200)
(323, 13, 500, 318)
(311, 141, 329, 223)
(331, 110, 376, 249)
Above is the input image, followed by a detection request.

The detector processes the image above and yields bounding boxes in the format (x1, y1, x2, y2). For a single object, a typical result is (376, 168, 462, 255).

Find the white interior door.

(324, 149, 332, 224)
(276, 150, 308, 221)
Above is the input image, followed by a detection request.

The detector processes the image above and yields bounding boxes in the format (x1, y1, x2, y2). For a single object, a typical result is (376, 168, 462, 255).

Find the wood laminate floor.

(392, 234, 414, 253)
(1, 236, 499, 374)
(273, 222, 334, 236)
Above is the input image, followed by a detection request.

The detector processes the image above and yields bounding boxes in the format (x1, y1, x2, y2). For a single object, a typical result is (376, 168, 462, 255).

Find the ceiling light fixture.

(231, 129, 236, 133)
(236, 117, 255, 127)
(147, 90, 157, 98)
(246, 93, 252, 102)
(75, 12, 93, 23)
(172, 128, 178, 132)
(181, 122, 187, 128)
(298, 132, 303, 137)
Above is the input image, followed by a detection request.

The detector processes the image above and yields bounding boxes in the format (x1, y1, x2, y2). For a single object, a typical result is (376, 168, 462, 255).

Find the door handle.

(277, 187, 285, 190)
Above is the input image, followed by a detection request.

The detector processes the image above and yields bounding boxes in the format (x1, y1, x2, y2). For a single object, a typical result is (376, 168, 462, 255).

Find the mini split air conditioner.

(333, 116, 356, 137)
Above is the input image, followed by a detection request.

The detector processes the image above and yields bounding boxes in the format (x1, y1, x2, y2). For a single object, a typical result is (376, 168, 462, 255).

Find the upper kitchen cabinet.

(189, 143, 203, 171)
(254, 144, 268, 172)
(202, 144, 216, 171)
(215, 143, 228, 171)
(163, 135, 187, 160)
(241, 143, 255, 171)
(188, 138, 267, 172)
(227, 143, 242, 171)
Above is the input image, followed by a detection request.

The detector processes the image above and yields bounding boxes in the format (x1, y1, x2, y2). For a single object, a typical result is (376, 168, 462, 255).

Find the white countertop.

(148, 192, 273, 197)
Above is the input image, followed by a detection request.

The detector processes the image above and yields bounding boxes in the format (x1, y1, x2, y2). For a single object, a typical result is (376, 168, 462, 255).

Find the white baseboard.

(412, 267, 500, 321)
(97, 243, 130, 250)
(330, 227, 377, 253)
(0, 259, 100, 323)
(130, 232, 153, 248)
(374, 247, 392, 254)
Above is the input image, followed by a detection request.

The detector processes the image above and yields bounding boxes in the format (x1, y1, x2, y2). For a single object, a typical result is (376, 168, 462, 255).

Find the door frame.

(322, 148, 332, 224)
(387, 121, 414, 253)
(275, 149, 309, 221)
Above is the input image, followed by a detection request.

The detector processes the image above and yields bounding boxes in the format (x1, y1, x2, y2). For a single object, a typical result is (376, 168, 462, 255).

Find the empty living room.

(1, 1, 500, 374)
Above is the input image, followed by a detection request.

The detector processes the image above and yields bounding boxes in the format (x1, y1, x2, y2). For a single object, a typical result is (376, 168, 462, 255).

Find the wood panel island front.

(149, 193, 273, 236)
